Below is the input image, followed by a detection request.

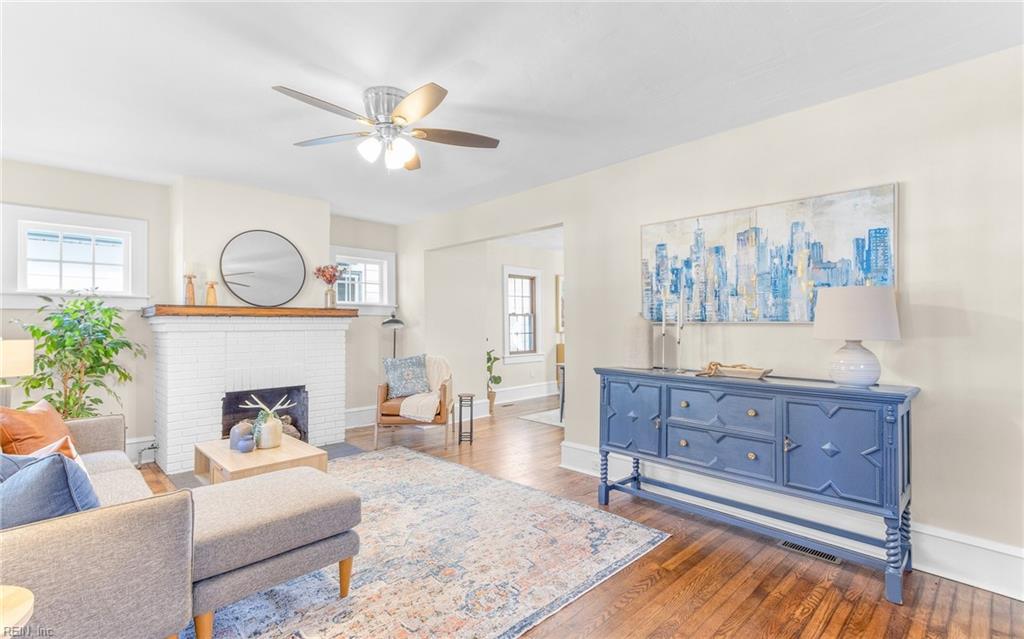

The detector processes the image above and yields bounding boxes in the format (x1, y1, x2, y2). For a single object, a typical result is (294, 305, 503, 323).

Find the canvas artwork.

(641, 184, 896, 323)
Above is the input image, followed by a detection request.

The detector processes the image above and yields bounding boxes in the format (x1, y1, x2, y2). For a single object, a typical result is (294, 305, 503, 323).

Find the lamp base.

(0, 384, 13, 408)
(829, 340, 881, 388)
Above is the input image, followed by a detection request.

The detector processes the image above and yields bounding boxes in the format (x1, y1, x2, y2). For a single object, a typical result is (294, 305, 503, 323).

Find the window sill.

(3, 291, 151, 310)
(503, 354, 545, 365)
(337, 303, 396, 317)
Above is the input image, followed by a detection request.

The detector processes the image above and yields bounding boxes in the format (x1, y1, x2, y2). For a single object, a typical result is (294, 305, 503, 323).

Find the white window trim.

(2, 203, 149, 310)
(502, 264, 544, 364)
(330, 245, 396, 316)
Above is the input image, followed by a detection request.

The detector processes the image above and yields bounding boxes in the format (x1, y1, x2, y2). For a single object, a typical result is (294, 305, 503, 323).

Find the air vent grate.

(778, 540, 842, 565)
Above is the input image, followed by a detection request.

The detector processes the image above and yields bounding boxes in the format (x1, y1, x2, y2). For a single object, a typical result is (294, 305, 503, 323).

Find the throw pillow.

(0, 453, 100, 529)
(0, 400, 75, 458)
(384, 354, 431, 399)
(22, 435, 89, 476)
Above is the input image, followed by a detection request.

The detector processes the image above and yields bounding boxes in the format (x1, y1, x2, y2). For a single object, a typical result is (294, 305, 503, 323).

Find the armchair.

(375, 374, 454, 449)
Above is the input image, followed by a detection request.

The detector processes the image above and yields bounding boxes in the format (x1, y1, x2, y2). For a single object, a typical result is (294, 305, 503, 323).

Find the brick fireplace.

(145, 306, 356, 473)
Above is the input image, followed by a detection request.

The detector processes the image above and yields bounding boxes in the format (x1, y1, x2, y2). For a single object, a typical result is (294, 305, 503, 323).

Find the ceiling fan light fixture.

(357, 136, 382, 163)
(384, 137, 416, 170)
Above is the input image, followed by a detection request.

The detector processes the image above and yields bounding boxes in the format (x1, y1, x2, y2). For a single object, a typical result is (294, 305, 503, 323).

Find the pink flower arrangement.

(314, 265, 341, 286)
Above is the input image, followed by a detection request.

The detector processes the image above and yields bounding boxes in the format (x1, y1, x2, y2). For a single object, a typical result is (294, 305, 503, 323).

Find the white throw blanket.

(399, 356, 451, 422)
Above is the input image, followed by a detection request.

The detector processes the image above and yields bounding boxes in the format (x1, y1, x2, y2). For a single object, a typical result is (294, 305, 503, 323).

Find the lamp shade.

(813, 286, 900, 341)
(381, 313, 404, 329)
(0, 339, 35, 377)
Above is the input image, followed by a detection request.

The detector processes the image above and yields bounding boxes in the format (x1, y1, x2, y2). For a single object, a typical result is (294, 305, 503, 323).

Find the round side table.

(0, 585, 34, 631)
(457, 393, 475, 444)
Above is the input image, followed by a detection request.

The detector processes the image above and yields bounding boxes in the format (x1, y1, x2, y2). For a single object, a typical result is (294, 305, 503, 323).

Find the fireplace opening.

(222, 385, 309, 442)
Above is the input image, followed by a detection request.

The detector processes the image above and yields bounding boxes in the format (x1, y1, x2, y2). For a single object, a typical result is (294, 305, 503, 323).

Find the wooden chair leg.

(339, 556, 353, 598)
(193, 611, 213, 639)
(374, 422, 379, 450)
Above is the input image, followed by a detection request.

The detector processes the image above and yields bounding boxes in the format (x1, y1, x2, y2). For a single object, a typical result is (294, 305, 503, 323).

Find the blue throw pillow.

(384, 354, 431, 399)
(0, 453, 100, 530)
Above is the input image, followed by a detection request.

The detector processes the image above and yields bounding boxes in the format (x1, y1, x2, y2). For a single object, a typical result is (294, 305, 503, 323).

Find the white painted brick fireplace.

(147, 315, 351, 473)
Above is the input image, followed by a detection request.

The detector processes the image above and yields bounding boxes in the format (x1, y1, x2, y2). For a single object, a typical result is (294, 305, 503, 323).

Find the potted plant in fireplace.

(239, 394, 296, 449)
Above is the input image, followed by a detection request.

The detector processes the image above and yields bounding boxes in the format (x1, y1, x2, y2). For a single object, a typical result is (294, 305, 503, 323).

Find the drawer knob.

(680, 400, 689, 408)
(678, 439, 688, 447)
(746, 452, 757, 461)
(746, 408, 758, 417)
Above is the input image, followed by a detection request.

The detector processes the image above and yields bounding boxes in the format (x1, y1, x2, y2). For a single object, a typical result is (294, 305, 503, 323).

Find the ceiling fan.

(272, 83, 499, 171)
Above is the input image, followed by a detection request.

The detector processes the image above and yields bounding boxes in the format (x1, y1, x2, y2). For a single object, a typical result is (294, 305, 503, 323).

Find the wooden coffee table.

(194, 435, 328, 484)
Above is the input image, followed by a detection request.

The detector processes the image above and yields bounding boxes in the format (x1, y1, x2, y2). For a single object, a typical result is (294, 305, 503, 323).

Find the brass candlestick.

(184, 274, 196, 305)
(205, 281, 218, 306)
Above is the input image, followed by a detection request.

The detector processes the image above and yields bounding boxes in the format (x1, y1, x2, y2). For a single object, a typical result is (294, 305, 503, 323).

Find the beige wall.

(329, 214, 399, 409)
(1, 160, 172, 440)
(423, 239, 563, 399)
(172, 177, 331, 307)
(398, 47, 1023, 552)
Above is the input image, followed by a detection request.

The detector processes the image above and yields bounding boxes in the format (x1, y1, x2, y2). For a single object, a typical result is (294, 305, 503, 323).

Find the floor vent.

(778, 540, 842, 565)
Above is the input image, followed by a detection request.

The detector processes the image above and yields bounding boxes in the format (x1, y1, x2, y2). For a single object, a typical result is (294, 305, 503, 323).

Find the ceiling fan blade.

(272, 86, 373, 125)
(391, 83, 448, 126)
(294, 132, 370, 147)
(410, 128, 499, 148)
(404, 153, 421, 171)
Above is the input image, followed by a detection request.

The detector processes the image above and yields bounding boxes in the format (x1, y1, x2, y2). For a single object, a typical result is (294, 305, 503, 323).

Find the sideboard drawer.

(666, 424, 776, 482)
(668, 386, 776, 435)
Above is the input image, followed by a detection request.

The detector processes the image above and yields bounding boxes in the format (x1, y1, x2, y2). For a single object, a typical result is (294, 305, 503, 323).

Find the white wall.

(397, 48, 1023, 594)
(423, 239, 563, 400)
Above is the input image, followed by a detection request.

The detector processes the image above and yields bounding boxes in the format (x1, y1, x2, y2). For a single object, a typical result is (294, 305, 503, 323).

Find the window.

(330, 246, 396, 313)
(3, 204, 149, 309)
(503, 265, 543, 361)
(21, 224, 130, 294)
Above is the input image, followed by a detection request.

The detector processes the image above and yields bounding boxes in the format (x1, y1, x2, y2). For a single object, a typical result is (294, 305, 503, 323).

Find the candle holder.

(184, 274, 197, 305)
(205, 281, 219, 306)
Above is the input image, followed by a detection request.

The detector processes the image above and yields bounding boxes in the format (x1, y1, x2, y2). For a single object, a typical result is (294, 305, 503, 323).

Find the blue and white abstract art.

(641, 184, 896, 323)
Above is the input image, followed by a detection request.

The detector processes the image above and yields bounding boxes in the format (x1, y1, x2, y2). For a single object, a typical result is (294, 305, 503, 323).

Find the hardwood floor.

(141, 396, 1022, 638)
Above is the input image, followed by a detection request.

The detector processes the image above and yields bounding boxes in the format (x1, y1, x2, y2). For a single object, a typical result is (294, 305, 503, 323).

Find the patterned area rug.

(184, 447, 667, 638)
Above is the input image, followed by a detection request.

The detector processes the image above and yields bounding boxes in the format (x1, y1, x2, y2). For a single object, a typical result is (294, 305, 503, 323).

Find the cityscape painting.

(641, 184, 896, 323)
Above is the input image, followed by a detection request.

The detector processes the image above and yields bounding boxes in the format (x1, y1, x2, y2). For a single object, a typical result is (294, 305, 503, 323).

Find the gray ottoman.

(188, 466, 361, 639)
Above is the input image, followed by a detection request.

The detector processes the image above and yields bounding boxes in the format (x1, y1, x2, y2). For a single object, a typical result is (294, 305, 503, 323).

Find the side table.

(457, 393, 475, 444)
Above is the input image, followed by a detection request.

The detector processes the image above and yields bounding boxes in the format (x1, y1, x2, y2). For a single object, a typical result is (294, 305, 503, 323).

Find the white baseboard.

(126, 436, 157, 465)
(560, 441, 1023, 601)
(344, 405, 377, 429)
(494, 380, 559, 404)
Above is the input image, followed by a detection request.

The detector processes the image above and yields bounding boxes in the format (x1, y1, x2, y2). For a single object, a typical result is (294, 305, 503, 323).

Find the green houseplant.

(485, 349, 502, 415)
(16, 295, 146, 418)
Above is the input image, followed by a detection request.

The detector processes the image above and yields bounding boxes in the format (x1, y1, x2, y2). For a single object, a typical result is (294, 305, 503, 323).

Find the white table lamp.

(813, 287, 900, 387)
(0, 339, 35, 407)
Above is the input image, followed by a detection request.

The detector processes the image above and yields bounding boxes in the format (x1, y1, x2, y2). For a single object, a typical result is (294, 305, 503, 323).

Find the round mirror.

(220, 230, 306, 307)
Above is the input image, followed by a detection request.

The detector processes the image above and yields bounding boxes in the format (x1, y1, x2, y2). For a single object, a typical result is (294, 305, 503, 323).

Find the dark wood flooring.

(141, 396, 1022, 638)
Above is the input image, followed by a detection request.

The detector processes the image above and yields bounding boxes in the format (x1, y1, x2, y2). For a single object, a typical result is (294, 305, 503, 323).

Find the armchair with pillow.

(375, 354, 455, 449)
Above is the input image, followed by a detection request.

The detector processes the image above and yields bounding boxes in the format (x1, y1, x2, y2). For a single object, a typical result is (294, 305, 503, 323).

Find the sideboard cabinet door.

(783, 400, 885, 507)
(603, 379, 663, 457)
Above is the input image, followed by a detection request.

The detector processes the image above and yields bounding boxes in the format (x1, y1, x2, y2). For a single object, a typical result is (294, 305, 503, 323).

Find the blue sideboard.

(595, 367, 919, 604)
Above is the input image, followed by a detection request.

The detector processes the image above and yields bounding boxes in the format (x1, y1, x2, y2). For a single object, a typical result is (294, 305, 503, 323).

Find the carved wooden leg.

(193, 611, 213, 639)
(901, 505, 912, 572)
(339, 557, 353, 598)
(884, 516, 904, 604)
(631, 457, 641, 490)
(598, 450, 610, 505)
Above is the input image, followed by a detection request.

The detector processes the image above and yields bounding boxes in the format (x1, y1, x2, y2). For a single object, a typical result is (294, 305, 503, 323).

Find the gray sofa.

(0, 415, 361, 639)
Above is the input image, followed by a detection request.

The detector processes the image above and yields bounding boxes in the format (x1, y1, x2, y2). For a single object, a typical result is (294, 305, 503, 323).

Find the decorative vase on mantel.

(324, 286, 337, 309)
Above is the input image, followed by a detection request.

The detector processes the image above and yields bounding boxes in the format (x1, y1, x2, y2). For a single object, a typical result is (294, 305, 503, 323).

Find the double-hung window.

(502, 265, 543, 362)
(331, 246, 396, 313)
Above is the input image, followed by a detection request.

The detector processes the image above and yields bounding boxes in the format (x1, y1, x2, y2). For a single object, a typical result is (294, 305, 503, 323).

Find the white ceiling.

(2, 3, 1020, 225)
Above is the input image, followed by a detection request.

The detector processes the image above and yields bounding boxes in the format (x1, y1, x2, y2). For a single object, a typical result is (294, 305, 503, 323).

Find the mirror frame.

(219, 229, 307, 307)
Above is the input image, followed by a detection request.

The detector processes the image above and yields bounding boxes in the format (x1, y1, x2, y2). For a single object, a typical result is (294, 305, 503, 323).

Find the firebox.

(221, 385, 309, 441)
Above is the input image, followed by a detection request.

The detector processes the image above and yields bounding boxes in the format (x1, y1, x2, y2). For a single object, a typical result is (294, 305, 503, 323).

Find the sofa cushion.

(380, 397, 404, 416)
(383, 354, 431, 399)
(81, 450, 137, 475)
(88, 467, 154, 506)
(0, 400, 74, 457)
(190, 466, 361, 581)
(0, 453, 100, 529)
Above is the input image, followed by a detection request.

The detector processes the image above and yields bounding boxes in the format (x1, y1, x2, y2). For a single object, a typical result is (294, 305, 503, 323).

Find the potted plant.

(239, 394, 297, 449)
(15, 295, 145, 418)
(485, 349, 502, 414)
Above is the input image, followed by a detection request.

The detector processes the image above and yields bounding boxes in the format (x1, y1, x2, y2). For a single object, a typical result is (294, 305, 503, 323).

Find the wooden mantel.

(141, 305, 359, 318)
